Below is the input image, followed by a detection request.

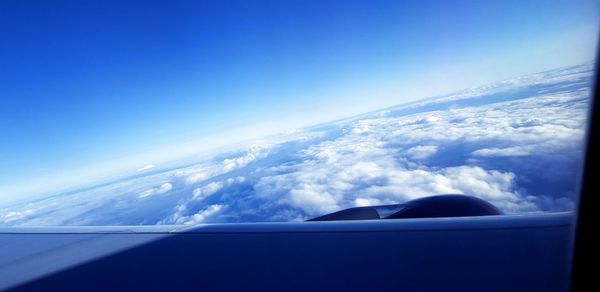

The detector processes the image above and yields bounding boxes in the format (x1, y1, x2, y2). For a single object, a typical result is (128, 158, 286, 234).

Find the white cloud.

(157, 183, 173, 194)
(138, 182, 173, 198)
(406, 145, 438, 160)
(181, 204, 224, 225)
(222, 145, 271, 172)
(401, 64, 593, 110)
(180, 145, 274, 186)
(354, 197, 382, 207)
(185, 170, 212, 185)
(0, 209, 34, 223)
(471, 146, 535, 157)
(256, 143, 535, 216)
(136, 164, 155, 172)
(192, 182, 223, 200)
(226, 176, 246, 184)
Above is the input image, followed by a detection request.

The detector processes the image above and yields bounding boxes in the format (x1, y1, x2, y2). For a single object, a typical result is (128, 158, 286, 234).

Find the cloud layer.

(0, 64, 591, 226)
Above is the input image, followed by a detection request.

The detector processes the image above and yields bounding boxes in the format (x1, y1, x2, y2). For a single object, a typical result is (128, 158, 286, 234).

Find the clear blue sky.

(0, 0, 599, 204)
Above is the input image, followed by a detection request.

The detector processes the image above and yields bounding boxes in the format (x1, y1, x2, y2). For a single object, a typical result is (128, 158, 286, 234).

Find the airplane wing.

(1, 212, 573, 291)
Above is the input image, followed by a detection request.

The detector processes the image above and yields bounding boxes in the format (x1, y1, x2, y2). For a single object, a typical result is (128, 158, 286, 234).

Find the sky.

(0, 0, 599, 204)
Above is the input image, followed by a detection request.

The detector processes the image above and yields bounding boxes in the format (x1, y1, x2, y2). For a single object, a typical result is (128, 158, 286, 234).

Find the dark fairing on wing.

(308, 194, 502, 221)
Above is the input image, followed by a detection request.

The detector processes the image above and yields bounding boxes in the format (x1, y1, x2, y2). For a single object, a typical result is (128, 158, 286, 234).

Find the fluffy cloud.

(406, 145, 438, 160)
(175, 204, 224, 225)
(255, 136, 536, 216)
(192, 182, 223, 200)
(180, 144, 273, 186)
(222, 145, 271, 172)
(378, 92, 587, 150)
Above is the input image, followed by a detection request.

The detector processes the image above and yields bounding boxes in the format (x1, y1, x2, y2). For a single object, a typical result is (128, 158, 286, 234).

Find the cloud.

(157, 183, 172, 193)
(406, 145, 438, 160)
(138, 182, 173, 198)
(255, 139, 536, 216)
(222, 145, 271, 172)
(401, 64, 593, 110)
(180, 144, 274, 186)
(136, 164, 155, 172)
(179, 204, 224, 225)
(185, 169, 214, 185)
(471, 146, 535, 157)
(192, 182, 223, 200)
(0, 209, 35, 223)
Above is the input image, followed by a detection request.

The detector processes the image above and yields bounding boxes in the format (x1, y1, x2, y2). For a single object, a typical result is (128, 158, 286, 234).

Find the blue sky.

(0, 0, 598, 204)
